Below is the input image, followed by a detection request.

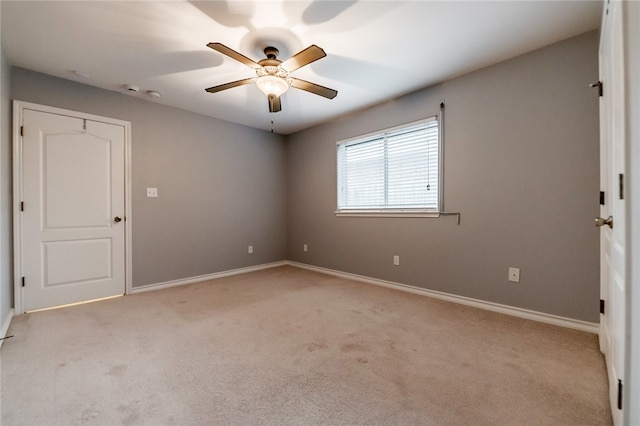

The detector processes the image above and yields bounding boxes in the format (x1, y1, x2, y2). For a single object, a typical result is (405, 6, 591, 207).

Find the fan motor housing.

(258, 47, 283, 72)
(258, 47, 287, 78)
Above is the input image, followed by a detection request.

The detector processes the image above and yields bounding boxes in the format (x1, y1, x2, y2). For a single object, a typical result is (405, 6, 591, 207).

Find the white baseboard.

(286, 261, 599, 334)
(0, 308, 15, 349)
(127, 259, 598, 334)
(130, 261, 288, 294)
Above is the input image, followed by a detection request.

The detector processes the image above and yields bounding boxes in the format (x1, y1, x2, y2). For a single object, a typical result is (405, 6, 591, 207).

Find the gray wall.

(287, 31, 600, 322)
(3, 31, 600, 323)
(1, 18, 14, 327)
(11, 68, 287, 288)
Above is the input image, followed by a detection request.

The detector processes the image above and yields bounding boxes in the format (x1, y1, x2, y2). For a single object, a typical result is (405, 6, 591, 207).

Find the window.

(336, 117, 440, 216)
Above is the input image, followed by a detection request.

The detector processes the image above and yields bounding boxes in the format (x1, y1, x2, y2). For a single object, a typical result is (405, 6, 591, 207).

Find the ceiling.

(2, 1, 601, 135)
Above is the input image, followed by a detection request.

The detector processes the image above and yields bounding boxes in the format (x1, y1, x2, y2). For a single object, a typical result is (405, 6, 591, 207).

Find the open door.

(597, 1, 626, 424)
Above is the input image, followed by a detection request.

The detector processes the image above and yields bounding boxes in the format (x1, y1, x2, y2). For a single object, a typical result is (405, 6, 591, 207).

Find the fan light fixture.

(256, 75, 289, 97)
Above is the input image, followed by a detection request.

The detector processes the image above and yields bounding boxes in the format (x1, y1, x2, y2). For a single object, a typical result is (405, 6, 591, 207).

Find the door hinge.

(600, 299, 605, 315)
(21, 277, 25, 287)
(20, 201, 24, 212)
(619, 174, 624, 200)
(599, 191, 605, 206)
(617, 379, 623, 410)
(590, 81, 603, 97)
(20, 126, 24, 137)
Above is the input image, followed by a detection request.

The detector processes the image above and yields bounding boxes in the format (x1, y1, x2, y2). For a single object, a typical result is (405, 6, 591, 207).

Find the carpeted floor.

(1, 266, 611, 425)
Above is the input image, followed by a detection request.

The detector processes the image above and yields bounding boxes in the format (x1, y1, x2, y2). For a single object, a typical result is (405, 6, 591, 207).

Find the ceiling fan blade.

(280, 45, 326, 72)
(205, 78, 256, 93)
(268, 94, 282, 113)
(207, 42, 261, 70)
(289, 77, 338, 99)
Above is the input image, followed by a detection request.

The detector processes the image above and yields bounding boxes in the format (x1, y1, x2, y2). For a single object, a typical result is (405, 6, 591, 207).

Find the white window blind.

(337, 117, 439, 213)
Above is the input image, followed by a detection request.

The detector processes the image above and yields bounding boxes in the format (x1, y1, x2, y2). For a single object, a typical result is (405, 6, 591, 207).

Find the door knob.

(595, 216, 613, 229)
(114, 216, 122, 223)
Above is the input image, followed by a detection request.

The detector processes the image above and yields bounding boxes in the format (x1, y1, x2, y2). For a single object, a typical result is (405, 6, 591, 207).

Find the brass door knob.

(114, 216, 122, 223)
(595, 216, 613, 229)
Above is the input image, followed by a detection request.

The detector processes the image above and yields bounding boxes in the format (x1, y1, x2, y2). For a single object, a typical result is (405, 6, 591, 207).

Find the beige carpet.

(1, 266, 611, 425)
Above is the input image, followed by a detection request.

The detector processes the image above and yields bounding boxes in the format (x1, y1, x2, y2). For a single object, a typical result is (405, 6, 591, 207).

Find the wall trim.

(130, 261, 288, 294)
(286, 261, 599, 334)
(0, 308, 15, 349)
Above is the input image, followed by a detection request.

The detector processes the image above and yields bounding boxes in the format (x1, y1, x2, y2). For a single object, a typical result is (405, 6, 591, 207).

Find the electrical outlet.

(508, 267, 520, 283)
(393, 255, 400, 266)
(146, 187, 158, 197)
(248, 245, 253, 254)
(303, 244, 308, 252)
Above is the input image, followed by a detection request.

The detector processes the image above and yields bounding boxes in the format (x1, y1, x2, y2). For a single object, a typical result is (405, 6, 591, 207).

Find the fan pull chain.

(271, 120, 274, 133)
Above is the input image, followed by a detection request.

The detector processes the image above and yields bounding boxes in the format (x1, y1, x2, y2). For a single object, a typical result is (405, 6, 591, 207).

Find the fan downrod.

(264, 46, 279, 60)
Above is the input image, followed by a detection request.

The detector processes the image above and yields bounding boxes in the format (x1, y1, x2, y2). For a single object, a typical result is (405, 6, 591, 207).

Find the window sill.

(335, 210, 441, 218)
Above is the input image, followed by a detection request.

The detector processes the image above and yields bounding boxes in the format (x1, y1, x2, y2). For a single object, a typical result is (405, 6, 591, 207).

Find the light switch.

(147, 188, 158, 197)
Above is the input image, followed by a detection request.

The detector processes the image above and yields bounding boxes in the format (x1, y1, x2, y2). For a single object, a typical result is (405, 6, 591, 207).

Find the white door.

(20, 107, 126, 312)
(598, 1, 626, 424)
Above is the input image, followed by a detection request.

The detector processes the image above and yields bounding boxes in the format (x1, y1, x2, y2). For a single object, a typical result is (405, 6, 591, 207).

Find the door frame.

(12, 100, 132, 314)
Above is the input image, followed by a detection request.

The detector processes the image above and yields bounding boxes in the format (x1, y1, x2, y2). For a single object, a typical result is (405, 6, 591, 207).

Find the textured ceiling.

(1, 1, 601, 134)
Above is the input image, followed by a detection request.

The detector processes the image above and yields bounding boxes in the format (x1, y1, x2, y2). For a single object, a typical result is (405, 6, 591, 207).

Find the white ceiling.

(2, 1, 601, 135)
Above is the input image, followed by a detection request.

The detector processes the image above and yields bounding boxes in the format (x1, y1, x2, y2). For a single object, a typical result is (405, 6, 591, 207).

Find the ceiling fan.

(205, 43, 338, 113)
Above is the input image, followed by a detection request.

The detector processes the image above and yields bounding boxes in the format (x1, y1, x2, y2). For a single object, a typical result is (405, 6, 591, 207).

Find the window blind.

(337, 117, 439, 212)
